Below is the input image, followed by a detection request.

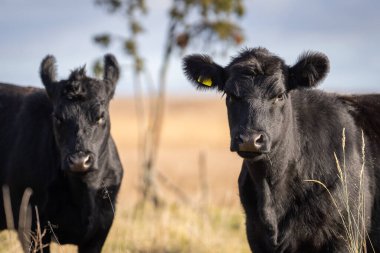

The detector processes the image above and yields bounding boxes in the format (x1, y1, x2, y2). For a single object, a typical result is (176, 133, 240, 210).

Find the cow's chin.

(61, 165, 96, 175)
(237, 151, 267, 161)
(69, 167, 94, 174)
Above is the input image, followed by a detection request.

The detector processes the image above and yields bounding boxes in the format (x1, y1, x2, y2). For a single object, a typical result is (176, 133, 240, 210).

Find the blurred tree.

(93, 0, 246, 206)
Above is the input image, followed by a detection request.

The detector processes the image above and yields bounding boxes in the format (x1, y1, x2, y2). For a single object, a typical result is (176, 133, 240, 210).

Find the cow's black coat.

(183, 47, 380, 253)
(0, 54, 123, 253)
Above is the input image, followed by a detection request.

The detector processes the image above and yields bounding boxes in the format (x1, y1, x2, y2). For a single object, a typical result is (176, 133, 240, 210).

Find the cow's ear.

(182, 54, 226, 91)
(103, 54, 120, 98)
(40, 55, 58, 98)
(288, 51, 329, 90)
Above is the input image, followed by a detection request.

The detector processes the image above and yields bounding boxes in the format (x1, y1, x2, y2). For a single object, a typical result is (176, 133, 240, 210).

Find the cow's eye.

(274, 93, 286, 103)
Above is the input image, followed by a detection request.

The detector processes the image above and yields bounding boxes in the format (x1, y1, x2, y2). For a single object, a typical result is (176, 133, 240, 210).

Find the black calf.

(0, 54, 123, 253)
(183, 47, 380, 252)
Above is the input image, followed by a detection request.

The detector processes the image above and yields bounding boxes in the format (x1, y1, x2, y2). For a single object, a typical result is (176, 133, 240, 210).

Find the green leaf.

(93, 34, 112, 47)
(92, 59, 103, 78)
(124, 39, 136, 55)
(131, 21, 144, 34)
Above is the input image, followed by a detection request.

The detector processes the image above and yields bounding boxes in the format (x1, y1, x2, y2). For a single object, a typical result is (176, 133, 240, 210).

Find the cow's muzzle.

(66, 151, 94, 172)
(231, 131, 270, 158)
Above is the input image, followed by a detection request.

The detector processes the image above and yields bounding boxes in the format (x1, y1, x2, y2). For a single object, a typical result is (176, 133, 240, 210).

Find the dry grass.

(0, 230, 23, 252)
(1, 97, 249, 253)
(102, 202, 247, 253)
(305, 129, 372, 253)
(45, 201, 249, 253)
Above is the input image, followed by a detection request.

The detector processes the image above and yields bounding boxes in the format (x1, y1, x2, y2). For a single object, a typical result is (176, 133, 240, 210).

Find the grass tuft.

(305, 128, 372, 253)
(1, 200, 249, 253)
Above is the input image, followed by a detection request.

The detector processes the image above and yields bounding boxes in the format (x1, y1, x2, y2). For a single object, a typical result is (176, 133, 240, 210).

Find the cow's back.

(0, 84, 33, 179)
(0, 83, 31, 158)
(339, 94, 380, 140)
(0, 83, 47, 169)
(0, 83, 56, 226)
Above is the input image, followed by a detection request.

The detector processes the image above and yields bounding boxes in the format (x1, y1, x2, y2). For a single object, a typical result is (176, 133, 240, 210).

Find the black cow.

(183, 47, 380, 253)
(0, 54, 123, 253)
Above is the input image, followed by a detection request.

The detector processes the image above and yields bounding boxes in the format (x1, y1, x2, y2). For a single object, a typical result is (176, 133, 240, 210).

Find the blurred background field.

(0, 97, 249, 253)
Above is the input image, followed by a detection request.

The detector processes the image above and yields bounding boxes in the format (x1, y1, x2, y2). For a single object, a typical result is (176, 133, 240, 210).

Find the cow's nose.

(238, 132, 269, 153)
(67, 152, 93, 172)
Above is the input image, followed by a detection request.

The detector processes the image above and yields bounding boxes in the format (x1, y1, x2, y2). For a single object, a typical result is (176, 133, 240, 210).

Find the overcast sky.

(0, 0, 379, 97)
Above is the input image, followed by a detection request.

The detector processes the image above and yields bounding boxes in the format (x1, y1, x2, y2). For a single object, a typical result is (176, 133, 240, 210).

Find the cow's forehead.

(54, 77, 108, 101)
(54, 100, 105, 121)
(54, 91, 106, 111)
(227, 49, 285, 76)
(224, 50, 286, 97)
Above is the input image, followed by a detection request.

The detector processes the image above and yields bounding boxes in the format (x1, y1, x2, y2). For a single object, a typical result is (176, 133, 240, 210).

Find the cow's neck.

(245, 143, 300, 210)
(246, 103, 301, 186)
(243, 106, 301, 245)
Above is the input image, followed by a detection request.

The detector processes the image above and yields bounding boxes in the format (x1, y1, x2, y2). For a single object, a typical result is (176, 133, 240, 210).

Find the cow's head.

(183, 47, 329, 160)
(40, 54, 119, 173)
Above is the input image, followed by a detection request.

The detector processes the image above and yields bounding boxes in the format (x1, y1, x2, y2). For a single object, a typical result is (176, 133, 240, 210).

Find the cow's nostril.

(253, 134, 266, 150)
(255, 135, 264, 144)
(83, 155, 92, 168)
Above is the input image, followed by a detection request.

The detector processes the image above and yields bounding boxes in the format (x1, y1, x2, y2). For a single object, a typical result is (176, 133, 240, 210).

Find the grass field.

(0, 97, 250, 252)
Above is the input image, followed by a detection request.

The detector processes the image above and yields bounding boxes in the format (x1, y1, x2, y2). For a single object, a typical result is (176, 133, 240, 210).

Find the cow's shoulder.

(290, 89, 358, 130)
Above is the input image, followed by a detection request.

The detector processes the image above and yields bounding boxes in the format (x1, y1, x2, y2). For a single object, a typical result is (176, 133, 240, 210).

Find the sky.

(0, 0, 379, 97)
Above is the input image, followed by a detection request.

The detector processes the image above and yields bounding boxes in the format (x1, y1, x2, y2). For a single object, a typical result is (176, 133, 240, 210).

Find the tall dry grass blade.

(102, 183, 115, 215)
(18, 187, 33, 253)
(199, 151, 209, 212)
(304, 179, 349, 235)
(34, 206, 43, 253)
(156, 170, 191, 205)
(334, 152, 343, 181)
(359, 130, 375, 253)
(333, 151, 352, 239)
(47, 221, 61, 247)
(342, 128, 346, 172)
(2, 185, 15, 230)
(341, 129, 354, 246)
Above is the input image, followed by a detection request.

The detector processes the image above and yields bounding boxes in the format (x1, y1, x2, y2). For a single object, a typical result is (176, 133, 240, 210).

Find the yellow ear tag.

(197, 76, 213, 87)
